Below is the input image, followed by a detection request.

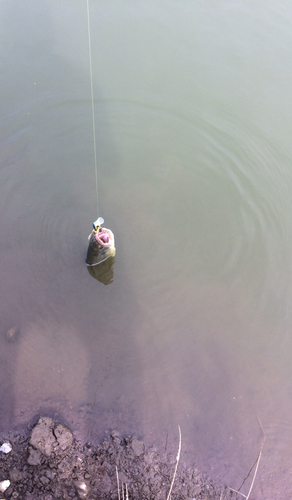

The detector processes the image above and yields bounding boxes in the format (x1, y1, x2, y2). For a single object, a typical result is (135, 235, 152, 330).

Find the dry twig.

(116, 466, 120, 500)
(166, 425, 182, 500)
(116, 467, 128, 500)
(227, 418, 266, 499)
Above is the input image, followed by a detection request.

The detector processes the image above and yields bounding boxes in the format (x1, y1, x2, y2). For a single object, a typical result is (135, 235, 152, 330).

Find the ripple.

(96, 94, 292, 320)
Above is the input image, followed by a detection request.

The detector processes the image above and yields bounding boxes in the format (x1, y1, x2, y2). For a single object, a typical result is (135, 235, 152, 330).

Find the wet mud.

(0, 417, 236, 500)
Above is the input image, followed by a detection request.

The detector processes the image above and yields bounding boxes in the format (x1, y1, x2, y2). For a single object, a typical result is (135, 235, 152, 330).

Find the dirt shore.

(0, 417, 237, 500)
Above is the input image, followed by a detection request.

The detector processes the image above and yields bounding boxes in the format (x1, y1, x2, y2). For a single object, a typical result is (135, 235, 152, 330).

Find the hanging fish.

(86, 217, 116, 267)
(87, 253, 115, 285)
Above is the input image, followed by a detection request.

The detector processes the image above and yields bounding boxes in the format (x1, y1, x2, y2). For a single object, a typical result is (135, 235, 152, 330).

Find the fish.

(87, 254, 115, 285)
(86, 217, 116, 267)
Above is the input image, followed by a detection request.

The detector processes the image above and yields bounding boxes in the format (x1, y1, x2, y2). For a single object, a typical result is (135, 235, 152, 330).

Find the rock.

(0, 480, 10, 492)
(0, 442, 12, 453)
(111, 430, 122, 446)
(44, 469, 55, 480)
(74, 481, 89, 499)
(29, 417, 56, 456)
(29, 418, 73, 458)
(40, 475, 50, 485)
(54, 423, 73, 451)
(27, 446, 42, 465)
(9, 468, 23, 482)
(131, 438, 145, 457)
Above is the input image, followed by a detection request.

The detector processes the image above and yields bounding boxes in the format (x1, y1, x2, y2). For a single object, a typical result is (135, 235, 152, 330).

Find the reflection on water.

(1, 0, 292, 497)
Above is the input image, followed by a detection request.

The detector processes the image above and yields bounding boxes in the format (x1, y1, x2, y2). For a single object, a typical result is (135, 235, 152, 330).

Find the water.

(1, 0, 292, 496)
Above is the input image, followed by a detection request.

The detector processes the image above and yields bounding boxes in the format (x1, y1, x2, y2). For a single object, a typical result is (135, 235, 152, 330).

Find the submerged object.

(86, 217, 116, 272)
(5, 326, 18, 342)
(87, 255, 115, 285)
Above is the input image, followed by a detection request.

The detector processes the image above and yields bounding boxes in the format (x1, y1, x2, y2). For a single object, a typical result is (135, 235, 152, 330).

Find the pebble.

(40, 475, 50, 485)
(0, 480, 10, 493)
(131, 438, 145, 457)
(9, 468, 22, 482)
(54, 423, 73, 451)
(74, 481, 89, 499)
(5, 327, 18, 342)
(0, 442, 12, 453)
(30, 417, 56, 456)
(27, 447, 42, 466)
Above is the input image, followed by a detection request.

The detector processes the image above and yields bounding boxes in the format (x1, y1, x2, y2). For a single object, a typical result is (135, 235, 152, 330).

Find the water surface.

(1, 1, 292, 497)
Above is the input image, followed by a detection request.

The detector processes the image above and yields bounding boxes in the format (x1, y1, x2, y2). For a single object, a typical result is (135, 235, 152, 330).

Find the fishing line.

(85, 1, 116, 279)
(86, 0, 99, 217)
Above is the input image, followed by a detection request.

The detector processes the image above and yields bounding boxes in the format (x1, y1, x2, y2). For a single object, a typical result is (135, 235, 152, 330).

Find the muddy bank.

(0, 417, 236, 500)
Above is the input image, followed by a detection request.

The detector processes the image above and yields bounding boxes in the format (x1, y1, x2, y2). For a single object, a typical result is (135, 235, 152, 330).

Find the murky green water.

(1, 0, 292, 496)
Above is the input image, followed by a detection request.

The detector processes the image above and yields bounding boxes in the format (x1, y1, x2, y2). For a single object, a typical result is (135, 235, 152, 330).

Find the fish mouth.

(86, 227, 116, 267)
(95, 229, 114, 248)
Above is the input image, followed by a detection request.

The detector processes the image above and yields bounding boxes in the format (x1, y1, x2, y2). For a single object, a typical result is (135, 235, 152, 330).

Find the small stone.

(40, 475, 50, 485)
(6, 327, 18, 342)
(27, 447, 42, 466)
(131, 438, 145, 457)
(0, 480, 10, 493)
(54, 423, 73, 451)
(30, 417, 56, 456)
(0, 442, 12, 453)
(74, 481, 89, 499)
(110, 430, 121, 439)
(45, 469, 55, 480)
(112, 435, 122, 446)
(9, 468, 23, 482)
